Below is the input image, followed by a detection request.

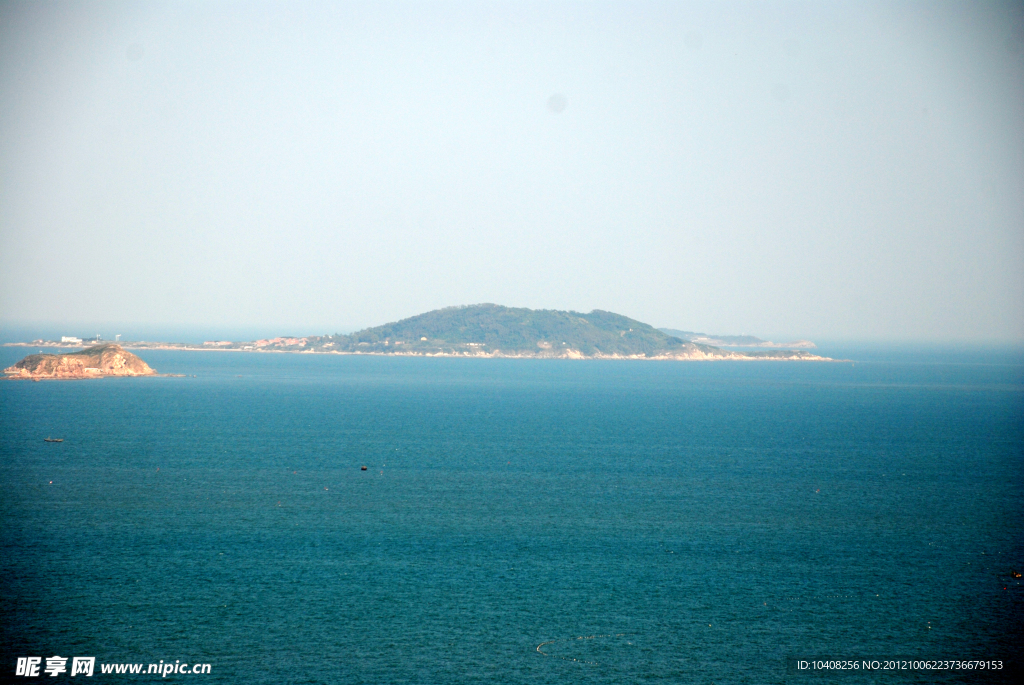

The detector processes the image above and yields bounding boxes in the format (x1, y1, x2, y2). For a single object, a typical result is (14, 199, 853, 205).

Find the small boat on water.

(361, 465, 368, 471)
(44, 438, 63, 443)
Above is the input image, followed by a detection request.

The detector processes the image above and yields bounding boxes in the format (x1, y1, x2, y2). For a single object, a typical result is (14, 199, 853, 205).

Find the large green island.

(5, 305, 831, 360)
(151, 304, 828, 360)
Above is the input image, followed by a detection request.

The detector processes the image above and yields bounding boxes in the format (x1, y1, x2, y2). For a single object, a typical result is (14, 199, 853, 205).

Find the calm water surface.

(2, 348, 1022, 683)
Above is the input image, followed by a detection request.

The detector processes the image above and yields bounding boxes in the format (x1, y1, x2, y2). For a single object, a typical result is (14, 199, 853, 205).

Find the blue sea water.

(1, 348, 1022, 684)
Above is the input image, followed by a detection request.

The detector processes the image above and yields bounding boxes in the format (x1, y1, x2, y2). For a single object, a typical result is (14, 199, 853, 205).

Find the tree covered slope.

(314, 304, 744, 358)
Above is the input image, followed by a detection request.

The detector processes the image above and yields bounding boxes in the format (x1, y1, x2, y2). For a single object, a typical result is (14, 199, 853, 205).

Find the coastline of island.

(3, 305, 837, 363)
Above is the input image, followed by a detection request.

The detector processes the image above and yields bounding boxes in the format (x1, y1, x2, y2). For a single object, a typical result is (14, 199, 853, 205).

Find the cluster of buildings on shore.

(62, 335, 119, 343)
(254, 337, 308, 348)
(200, 337, 310, 351)
(36, 335, 120, 346)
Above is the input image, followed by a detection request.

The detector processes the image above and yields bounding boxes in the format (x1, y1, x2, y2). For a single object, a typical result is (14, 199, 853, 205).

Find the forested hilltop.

(325, 304, 695, 357)
(296, 305, 825, 359)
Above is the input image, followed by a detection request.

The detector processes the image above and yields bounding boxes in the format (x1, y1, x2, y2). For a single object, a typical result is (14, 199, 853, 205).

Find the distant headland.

(4, 305, 831, 361)
(4, 344, 157, 380)
(657, 328, 817, 349)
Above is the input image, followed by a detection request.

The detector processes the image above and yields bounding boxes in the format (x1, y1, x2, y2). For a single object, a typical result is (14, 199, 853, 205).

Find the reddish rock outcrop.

(4, 344, 156, 379)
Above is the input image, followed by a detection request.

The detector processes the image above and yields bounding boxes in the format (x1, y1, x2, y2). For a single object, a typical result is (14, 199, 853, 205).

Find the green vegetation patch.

(318, 304, 690, 356)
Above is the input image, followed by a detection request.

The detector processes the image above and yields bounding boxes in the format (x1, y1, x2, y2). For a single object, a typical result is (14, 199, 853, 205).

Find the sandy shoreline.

(3, 342, 835, 361)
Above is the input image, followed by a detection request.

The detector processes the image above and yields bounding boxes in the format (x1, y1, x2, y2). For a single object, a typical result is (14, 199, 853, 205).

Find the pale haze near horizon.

(1, 1, 1022, 343)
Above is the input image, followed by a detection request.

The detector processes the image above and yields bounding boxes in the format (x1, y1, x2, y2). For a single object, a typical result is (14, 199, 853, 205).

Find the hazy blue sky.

(1, 1, 1022, 342)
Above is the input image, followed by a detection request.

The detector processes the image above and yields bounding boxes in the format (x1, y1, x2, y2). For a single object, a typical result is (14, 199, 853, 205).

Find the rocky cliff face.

(3, 344, 156, 379)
